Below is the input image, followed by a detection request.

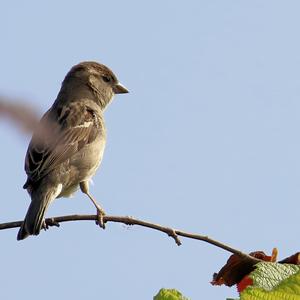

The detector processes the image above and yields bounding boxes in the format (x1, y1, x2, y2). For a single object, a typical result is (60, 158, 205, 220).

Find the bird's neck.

(54, 79, 112, 110)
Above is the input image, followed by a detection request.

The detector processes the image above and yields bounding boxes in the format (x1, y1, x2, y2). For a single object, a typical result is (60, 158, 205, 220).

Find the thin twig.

(0, 214, 260, 263)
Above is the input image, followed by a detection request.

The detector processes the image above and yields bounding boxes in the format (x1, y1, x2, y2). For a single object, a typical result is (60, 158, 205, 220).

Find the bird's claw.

(42, 220, 49, 231)
(95, 209, 106, 229)
(43, 218, 60, 231)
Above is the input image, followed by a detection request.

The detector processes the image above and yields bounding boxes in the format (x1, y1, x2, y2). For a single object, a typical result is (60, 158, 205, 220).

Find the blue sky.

(1, 1, 300, 299)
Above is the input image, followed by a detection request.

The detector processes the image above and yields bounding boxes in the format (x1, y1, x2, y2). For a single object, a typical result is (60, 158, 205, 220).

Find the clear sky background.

(1, 1, 300, 299)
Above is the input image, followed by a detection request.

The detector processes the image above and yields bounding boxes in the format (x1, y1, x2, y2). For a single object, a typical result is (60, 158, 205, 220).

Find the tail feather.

(17, 196, 51, 240)
(17, 184, 62, 240)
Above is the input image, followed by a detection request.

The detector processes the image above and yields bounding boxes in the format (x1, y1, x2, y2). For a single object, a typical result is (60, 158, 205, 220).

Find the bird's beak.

(113, 82, 129, 94)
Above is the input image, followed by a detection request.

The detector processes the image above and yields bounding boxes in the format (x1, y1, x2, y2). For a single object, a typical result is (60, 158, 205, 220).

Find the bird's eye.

(102, 76, 110, 83)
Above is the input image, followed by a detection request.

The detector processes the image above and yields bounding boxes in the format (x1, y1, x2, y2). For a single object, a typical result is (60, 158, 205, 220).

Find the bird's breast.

(74, 136, 105, 178)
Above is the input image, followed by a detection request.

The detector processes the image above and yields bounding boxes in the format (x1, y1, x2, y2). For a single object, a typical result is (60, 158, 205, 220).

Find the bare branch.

(0, 214, 260, 263)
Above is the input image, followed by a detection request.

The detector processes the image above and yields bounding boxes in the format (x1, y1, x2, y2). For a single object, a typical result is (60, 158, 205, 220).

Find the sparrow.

(17, 61, 128, 240)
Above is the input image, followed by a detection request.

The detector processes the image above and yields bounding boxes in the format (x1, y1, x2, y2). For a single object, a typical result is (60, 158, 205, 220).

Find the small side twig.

(0, 214, 260, 263)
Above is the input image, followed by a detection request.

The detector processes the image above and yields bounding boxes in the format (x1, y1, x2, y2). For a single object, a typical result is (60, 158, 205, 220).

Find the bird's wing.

(24, 101, 103, 186)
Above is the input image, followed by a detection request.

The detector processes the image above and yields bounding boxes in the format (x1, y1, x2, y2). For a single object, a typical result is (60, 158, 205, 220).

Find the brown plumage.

(17, 61, 128, 240)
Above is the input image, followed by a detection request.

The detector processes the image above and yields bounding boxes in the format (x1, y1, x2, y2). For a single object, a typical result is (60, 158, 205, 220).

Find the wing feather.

(24, 101, 102, 187)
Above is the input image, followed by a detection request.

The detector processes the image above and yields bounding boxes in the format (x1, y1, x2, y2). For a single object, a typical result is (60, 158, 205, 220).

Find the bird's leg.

(80, 181, 106, 229)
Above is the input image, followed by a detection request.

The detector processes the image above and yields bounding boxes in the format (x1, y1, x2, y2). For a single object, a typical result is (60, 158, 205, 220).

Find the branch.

(0, 214, 260, 263)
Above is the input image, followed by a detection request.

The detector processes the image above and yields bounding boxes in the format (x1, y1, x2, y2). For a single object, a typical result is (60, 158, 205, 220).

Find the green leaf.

(240, 262, 300, 300)
(153, 288, 190, 300)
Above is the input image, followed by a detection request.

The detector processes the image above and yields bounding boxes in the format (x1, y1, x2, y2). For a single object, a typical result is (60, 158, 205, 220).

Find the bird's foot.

(43, 218, 60, 230)
(95, 208, 106, 229)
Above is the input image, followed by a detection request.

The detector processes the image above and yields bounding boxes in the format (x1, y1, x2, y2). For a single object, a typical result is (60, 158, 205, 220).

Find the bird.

(17, 61, 129, 240)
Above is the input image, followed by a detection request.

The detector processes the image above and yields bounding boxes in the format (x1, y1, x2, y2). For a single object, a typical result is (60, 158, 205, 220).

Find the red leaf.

(211, 249, 277, 288)
(236, 275, 253, 293)
(279, 252, 300, 265)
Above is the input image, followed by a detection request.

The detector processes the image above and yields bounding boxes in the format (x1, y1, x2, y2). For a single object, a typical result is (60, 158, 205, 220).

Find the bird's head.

(60, 61, 129, 109)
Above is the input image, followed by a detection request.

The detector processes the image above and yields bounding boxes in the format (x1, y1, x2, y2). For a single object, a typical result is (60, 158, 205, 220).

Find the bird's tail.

(17, 187, 58, 240)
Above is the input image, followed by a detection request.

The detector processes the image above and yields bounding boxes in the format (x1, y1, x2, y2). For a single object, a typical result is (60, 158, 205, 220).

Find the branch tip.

(166, 228, 181, 246)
